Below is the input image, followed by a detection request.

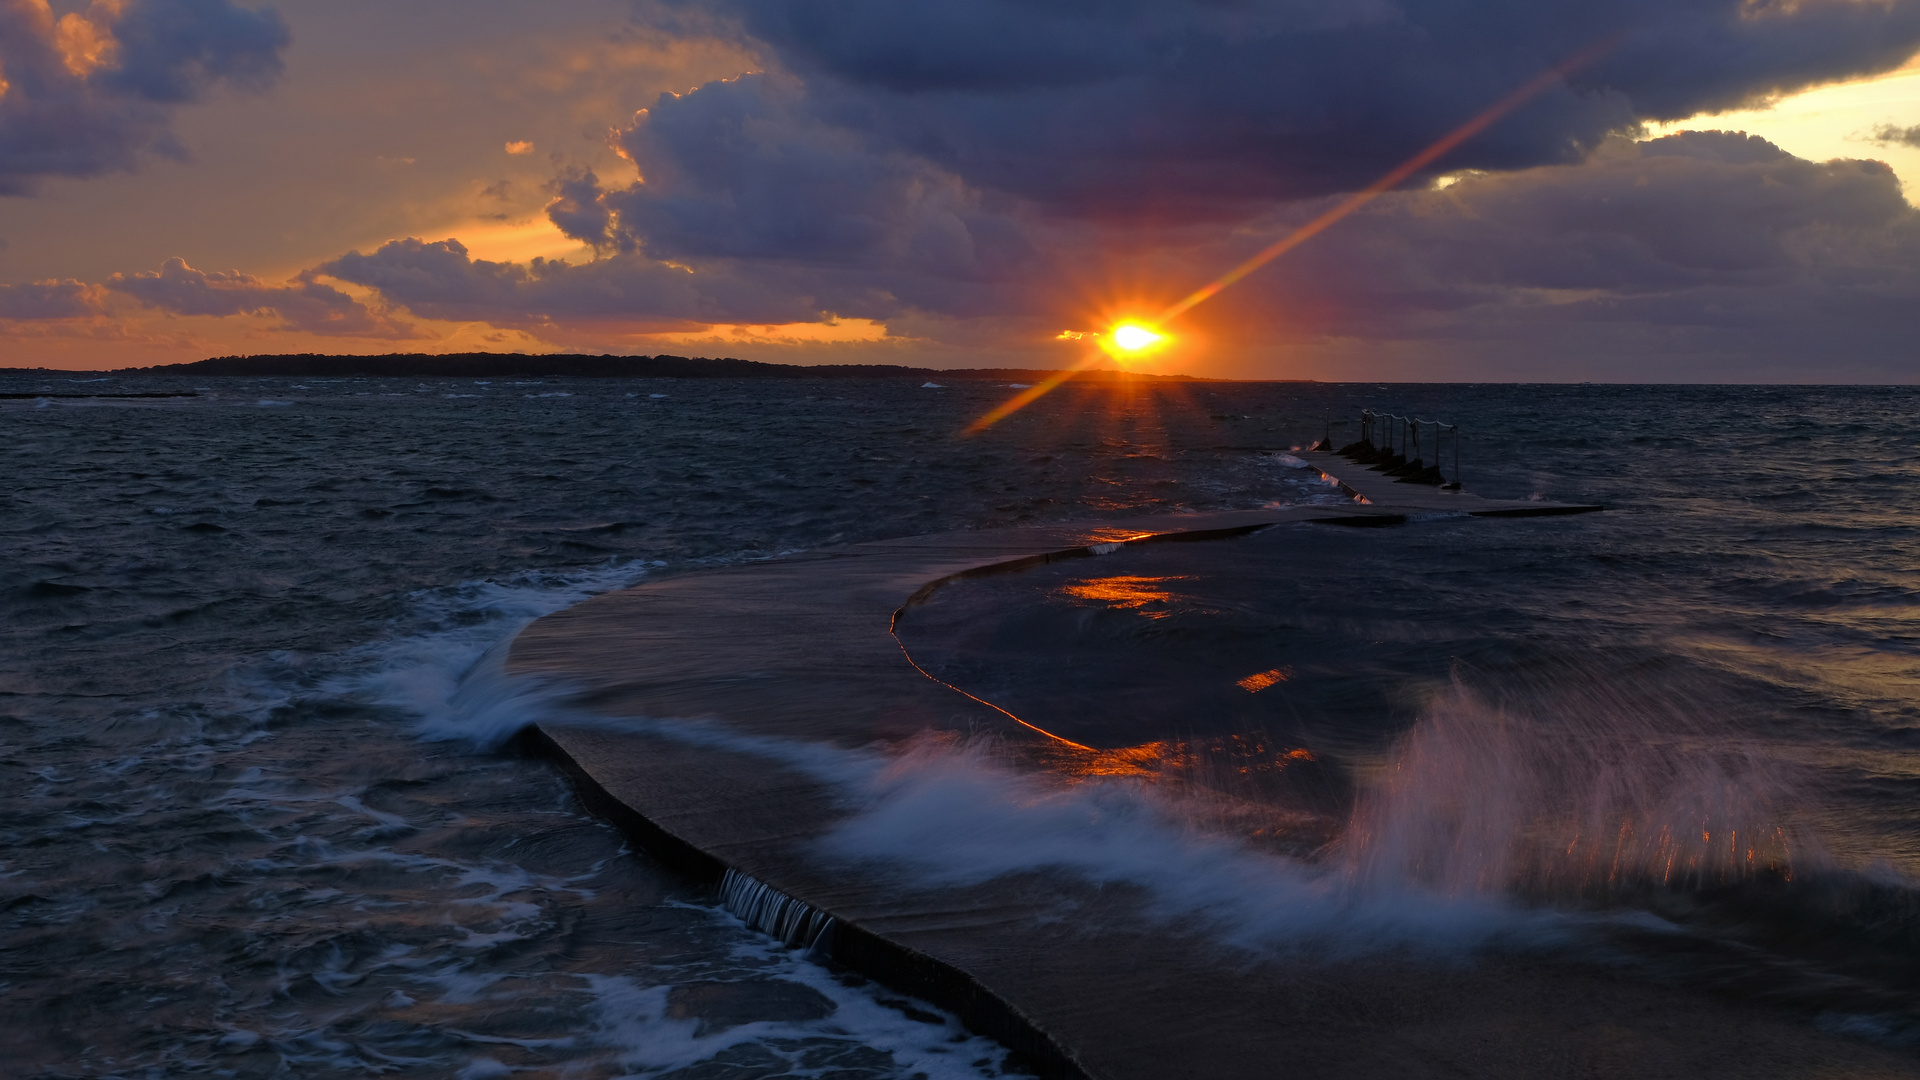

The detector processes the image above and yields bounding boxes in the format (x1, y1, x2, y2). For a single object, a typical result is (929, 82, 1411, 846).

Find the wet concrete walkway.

(505, 463, 1914, 1080)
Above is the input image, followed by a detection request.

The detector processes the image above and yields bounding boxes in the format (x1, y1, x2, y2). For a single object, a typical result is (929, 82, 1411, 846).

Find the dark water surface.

(4, 375, 1919, 1075)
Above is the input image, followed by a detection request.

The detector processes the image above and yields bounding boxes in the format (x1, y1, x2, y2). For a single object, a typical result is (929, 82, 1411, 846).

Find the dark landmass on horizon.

(1, 353, 1250, 381)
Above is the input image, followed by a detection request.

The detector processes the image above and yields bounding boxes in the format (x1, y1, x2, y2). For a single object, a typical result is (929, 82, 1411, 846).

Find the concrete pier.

(1293, 449, 1601, 516)
(505, 462, 1914, 1080)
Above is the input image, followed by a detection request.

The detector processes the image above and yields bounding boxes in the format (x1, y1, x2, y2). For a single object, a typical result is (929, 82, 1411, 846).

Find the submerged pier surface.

(505, 461, 1914, 1079)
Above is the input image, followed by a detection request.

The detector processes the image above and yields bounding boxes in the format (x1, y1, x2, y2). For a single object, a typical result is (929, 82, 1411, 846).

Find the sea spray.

(1341, 676, 1823, 904)
(804, 674, 1830, 954)
(815, 732, 1533, 953)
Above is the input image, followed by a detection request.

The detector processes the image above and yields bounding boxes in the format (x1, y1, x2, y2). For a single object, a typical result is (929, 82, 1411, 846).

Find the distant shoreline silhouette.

(3, 353, 1241, 381)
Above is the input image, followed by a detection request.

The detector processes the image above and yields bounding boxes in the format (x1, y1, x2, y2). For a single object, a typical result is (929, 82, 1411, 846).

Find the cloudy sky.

(4, 0, 1920, 380)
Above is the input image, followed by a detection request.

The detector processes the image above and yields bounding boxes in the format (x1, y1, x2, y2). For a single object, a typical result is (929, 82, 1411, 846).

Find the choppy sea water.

(4, 375, 1919, 1075)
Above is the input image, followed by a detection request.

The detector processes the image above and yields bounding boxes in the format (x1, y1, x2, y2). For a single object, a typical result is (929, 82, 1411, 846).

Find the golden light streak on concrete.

(1236, 668, 1291, 693)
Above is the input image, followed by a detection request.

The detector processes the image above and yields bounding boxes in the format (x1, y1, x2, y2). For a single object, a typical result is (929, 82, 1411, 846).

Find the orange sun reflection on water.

(1236, 667, 1293, 693)
(1058, 574, 1190, 618)
(1042, 735, 1317, 781)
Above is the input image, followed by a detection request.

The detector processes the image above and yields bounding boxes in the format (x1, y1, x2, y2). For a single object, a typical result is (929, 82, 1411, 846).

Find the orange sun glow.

(1110, 324, 1164, 352)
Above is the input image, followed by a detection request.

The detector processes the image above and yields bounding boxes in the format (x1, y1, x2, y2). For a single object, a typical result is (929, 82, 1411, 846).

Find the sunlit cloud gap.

(964, 37, 1621, 435)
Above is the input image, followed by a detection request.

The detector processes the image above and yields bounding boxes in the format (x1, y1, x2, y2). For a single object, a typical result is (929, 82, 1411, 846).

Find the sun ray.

(964, 35, 1622, 434)
(1151, 34, 1623, 328)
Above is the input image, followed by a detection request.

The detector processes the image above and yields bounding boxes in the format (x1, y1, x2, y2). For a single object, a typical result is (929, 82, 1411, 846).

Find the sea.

(4, 373, 1918, 1078)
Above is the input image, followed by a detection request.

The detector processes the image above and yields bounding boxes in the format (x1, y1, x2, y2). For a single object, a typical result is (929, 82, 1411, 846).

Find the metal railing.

(1336, 409, 1462, 490)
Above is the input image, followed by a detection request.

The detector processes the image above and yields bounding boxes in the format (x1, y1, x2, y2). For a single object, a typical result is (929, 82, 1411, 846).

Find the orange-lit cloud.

(54, 6, 120, 77)
(640, 317, 896, 347)
(0, 278, 104, 319)
(504, 140, 534, 155)
(105, 257, 414, 338)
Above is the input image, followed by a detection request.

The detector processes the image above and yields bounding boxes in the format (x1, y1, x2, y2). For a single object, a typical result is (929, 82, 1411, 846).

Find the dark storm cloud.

(1870, 122, 1920, 149)
(0, 278, 100, 318)
(572, 72, 1037, 278)
(99, 0, 288, 102)
(107, 257, 412, 337)
(1354, 131, 1907, 295)
(319, 231, 1038, 331)
(317, 237, 825, 327)
(0, 0, 288, 194)
(475, 0, 1920, 376)
(513, 0, 1920, 346)
(1210, 131, 1920, 370)
(544, 168, 629, 254)
(618, 0, 1920, 225)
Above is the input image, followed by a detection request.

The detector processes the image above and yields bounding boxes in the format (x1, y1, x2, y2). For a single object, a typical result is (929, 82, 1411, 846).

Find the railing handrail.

(1349, 409, 1463, 491)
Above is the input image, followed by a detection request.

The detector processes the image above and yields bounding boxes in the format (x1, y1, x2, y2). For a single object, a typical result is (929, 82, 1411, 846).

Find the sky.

(4, 0, 1920, 381)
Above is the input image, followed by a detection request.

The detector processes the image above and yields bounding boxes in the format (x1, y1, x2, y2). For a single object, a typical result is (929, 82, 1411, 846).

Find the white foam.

(311, 562, 654, 749)
(815, 737, 1531, 954)
(573, 916, 1026, 1079)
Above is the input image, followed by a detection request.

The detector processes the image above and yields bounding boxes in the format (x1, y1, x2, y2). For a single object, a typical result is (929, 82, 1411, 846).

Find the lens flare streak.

(964, 37, 1619, 435)
(1153, 37, 1619, 328)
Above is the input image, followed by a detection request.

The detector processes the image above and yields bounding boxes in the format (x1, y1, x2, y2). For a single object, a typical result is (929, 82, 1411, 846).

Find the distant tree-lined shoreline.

(2, 353, 1223, 381)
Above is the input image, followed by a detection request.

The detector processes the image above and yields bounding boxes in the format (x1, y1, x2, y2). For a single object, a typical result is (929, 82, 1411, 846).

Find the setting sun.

(1111, 324, 1164, 352)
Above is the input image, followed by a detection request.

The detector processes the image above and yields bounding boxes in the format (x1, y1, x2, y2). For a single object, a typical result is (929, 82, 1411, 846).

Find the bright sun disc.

(1111, 324, 1163, 351)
